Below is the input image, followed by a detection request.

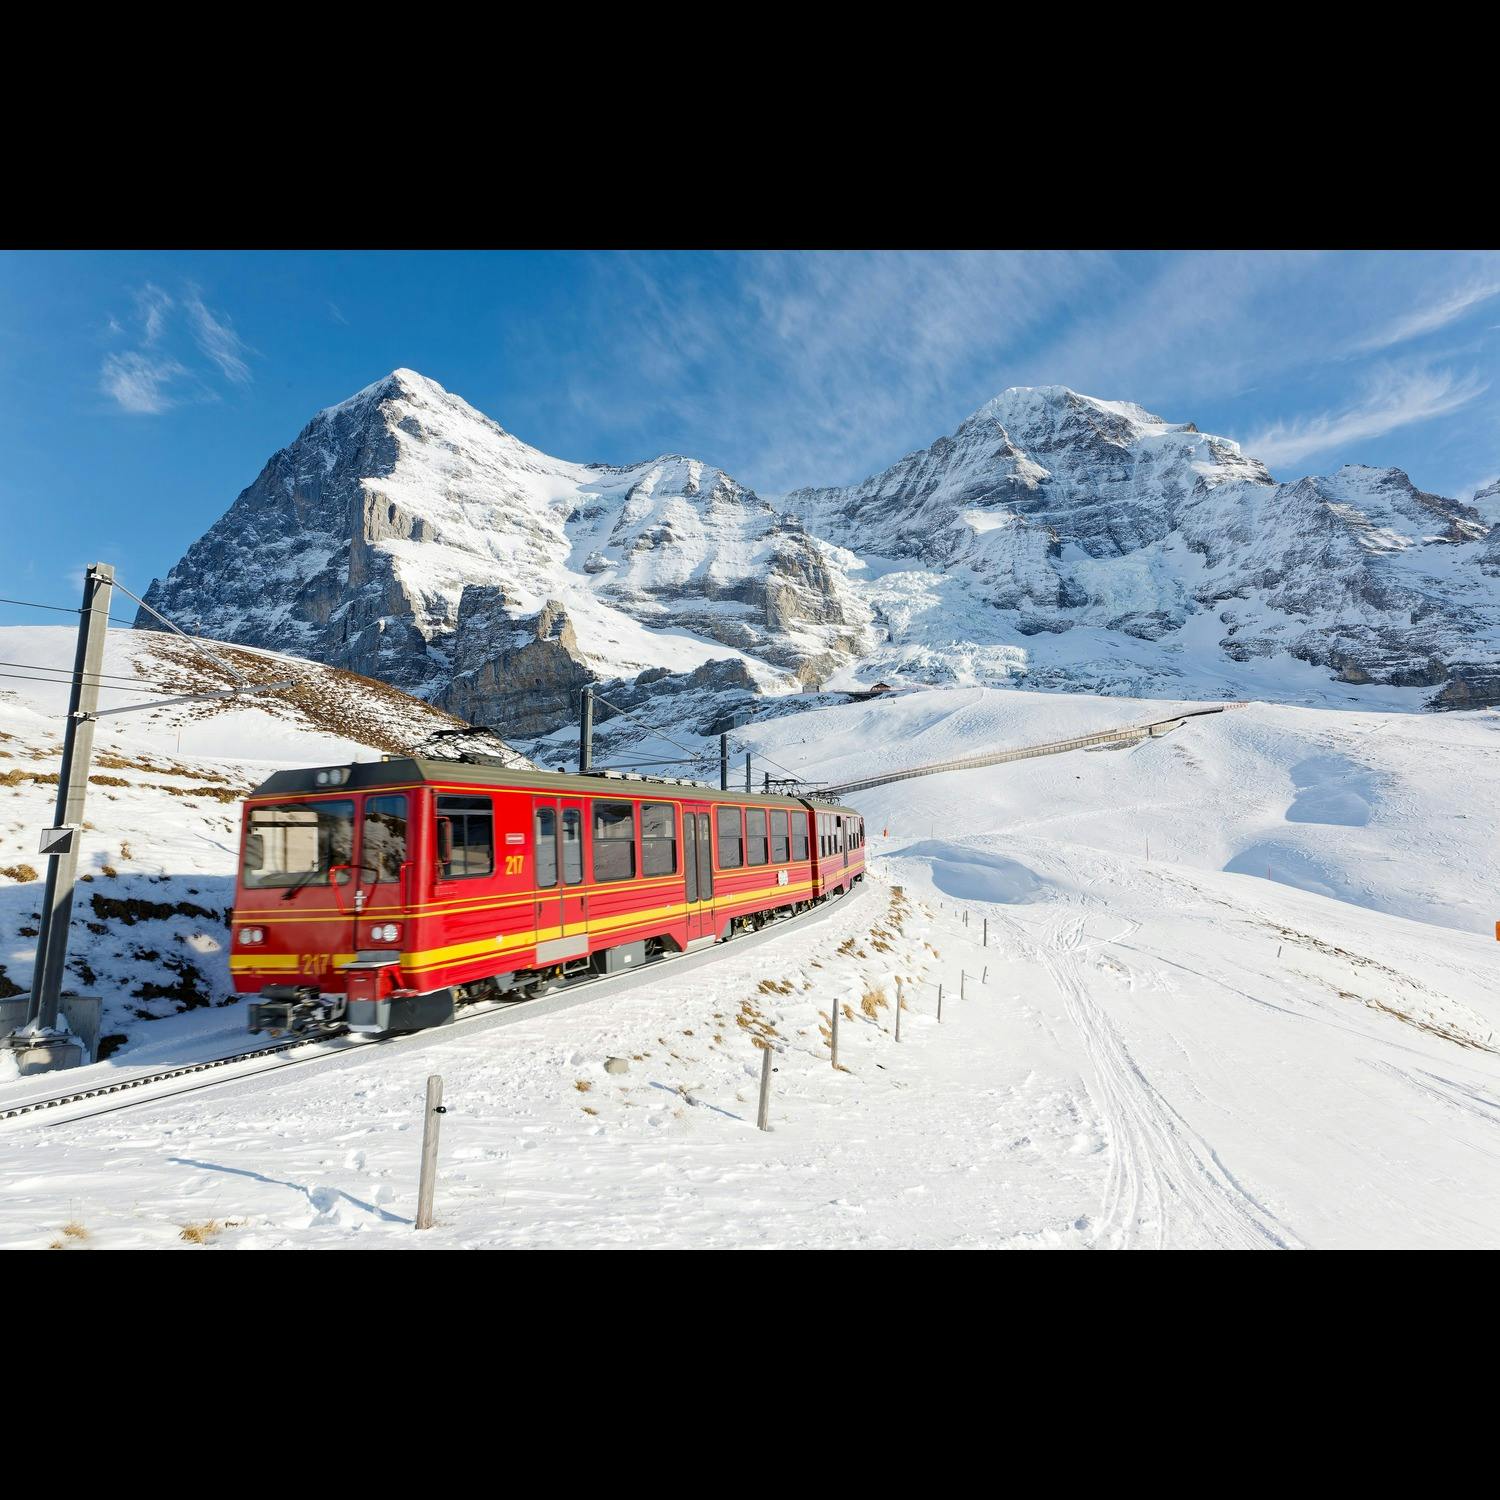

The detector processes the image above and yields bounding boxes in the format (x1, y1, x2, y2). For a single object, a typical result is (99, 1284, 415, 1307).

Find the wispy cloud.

(1350, 280, 1500, 354)
(527, 250, 1101, 490)
(1240, 365, 1488, 468)
(183, 286, 251, 383)
(136, 283, 172, 345)
(327, 301, 349, 326)
(100, 351, 186, 413)
(101, 281, 253, 413)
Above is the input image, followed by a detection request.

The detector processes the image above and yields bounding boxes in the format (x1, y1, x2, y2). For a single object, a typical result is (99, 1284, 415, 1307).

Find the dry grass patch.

(62, 1222, 88, 1241)
(735, 999, 779, 1041)
(574, 1079, 593, 1093)
(179, 1221, 230, 1244)
(581, 1106, 599, 1116)
(1, 863, 39, 883)
(860, 988, 889, 1020)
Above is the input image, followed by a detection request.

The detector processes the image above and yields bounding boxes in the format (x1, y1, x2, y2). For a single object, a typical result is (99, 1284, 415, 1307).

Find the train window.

(792, 813, 809, 861)
(535, 805, 558, 888)
(562, 808, 583, 884)
(770, 808, 789, 862)
(361, 795, 408, 882)
(436, 795, 494, 879)
(243, 800, 353, 889)
(641, 802, 677, 877)
(716, 805, 743, 869)
(746, 807, 768, 866)
(592, 800, 637, 883)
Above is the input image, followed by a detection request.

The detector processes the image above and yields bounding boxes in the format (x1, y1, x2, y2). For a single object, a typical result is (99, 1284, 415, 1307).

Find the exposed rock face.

(139, 371, 1500, 724)
(440, 595, 591, 738)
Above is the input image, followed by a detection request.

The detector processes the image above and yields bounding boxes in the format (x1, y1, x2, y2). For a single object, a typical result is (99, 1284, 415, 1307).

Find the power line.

(0, 669, 208, 699)
(0, 594, 81, 615)
(0, 659, 182, 690)
(591, 690, 706, 766)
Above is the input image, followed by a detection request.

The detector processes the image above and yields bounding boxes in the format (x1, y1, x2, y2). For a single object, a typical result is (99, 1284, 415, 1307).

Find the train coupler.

(247, 990, 346, 1036)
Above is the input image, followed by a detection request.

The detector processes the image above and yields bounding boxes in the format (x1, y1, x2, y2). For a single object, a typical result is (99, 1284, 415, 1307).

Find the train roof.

(245, 757, 858, 813)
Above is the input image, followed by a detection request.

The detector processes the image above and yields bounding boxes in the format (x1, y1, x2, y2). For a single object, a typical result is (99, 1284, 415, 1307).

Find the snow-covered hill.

(138, 372, 1500, 732)
(4, 661, 1500, 1249)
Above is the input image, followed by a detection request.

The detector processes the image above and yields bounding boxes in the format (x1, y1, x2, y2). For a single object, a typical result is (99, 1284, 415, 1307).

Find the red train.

(232, 756, 866, 1035)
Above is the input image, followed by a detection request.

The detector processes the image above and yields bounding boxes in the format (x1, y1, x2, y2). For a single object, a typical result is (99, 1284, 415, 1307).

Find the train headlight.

(371, 923, 401, 943)
(240, 927, 264, 945)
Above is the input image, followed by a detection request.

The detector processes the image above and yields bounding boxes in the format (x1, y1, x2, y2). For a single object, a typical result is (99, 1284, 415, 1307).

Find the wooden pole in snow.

(416, 1074, 445, 1230)
(757, 1044, 773, 1130)
(894, 979, 902, 1042)
(830, 996, 840, 1069)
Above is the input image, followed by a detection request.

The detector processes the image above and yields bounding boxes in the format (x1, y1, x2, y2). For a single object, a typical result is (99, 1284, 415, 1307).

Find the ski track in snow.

(1000, 904, 1296, 1250)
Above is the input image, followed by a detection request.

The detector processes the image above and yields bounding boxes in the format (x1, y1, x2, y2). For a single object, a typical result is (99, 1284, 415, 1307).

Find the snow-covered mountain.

(789, 386, 1500, 708)
(138, 372, 1500, 728)
(137, 370, 868, 742)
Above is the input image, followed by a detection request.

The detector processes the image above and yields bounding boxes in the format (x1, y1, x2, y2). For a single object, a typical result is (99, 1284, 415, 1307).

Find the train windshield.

(242, 801, 354, 889)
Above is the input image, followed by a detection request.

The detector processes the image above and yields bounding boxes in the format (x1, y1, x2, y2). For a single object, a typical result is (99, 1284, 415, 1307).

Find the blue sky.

(2, 249, 1497, 624)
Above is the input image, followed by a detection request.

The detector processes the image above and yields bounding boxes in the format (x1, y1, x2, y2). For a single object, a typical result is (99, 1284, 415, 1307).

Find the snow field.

(4, 640, 1500, 1248)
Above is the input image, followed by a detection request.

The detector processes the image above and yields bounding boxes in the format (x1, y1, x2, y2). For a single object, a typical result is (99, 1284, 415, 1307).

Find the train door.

(354, 791, 411, 942)
(681, 801, 715, 947)
(532, 795, 589, 964)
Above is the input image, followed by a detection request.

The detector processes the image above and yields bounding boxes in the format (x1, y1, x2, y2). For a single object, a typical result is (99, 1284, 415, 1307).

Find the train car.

(231, 757, 865, 1037)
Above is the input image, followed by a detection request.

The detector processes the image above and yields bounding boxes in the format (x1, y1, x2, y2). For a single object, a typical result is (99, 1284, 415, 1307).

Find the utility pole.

(719, 732, 729, 792)
(763, 772, 770, 794)
(4, 564, 294, 1076)
(578, 684, 593, 774)
(744, 752, 751, 793)
(18, 563, 113, 1070)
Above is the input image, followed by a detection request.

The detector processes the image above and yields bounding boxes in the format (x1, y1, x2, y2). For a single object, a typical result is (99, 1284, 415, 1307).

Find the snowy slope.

(0, 624, 479, 1044)
(3, 676, 1499, 1249)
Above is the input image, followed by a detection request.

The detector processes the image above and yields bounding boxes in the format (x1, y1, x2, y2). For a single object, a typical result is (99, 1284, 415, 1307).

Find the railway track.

(0, 880, 868, 1130)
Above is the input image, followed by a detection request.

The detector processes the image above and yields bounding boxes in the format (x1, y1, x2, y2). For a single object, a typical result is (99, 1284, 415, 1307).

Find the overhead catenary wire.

(0, 594, 83, 616)
(0, 669, 208, 698)
(109, 577, 250, 685)
(0, 658, 185, 690)
(590, 690, 713, 769)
